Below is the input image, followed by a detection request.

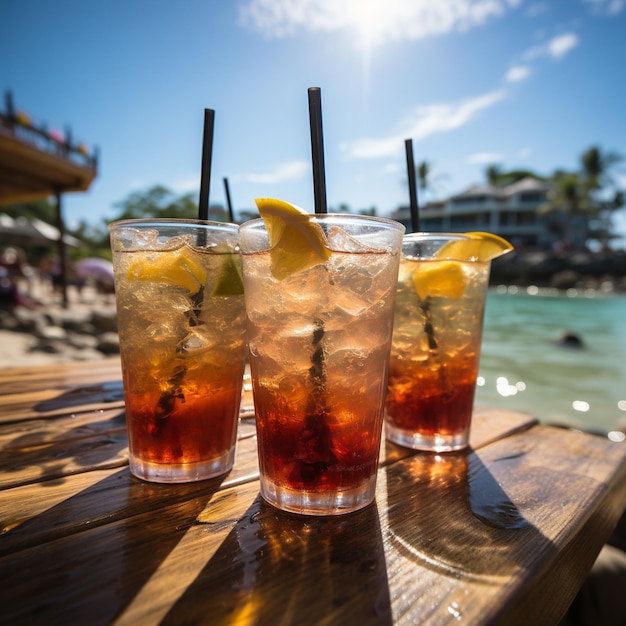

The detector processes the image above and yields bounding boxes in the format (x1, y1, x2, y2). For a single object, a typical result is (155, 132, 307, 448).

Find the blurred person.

(0, 246, 34, 308)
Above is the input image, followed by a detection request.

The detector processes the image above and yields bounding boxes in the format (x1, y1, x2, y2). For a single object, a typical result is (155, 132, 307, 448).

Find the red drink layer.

(123, 365, 243, 465)
(254, 380, 382, 492)
(386, 362, 478, 437)
(251, 378, 382, 493)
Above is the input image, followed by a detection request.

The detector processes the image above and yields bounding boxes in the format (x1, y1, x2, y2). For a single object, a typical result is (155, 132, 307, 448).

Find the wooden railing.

(1, 91, 98, 172)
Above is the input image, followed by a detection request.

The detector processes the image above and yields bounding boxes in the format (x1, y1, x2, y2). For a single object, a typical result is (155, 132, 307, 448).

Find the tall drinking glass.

(385, 233, 492, 452)
(109, 219, 247, 483)
(240, 214, 404, 515)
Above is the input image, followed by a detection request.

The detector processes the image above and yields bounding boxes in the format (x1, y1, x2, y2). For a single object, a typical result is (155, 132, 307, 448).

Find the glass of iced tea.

(385, 232, 512, 452)
(239, 200, 404, 515)
(109, 219, 247, 483)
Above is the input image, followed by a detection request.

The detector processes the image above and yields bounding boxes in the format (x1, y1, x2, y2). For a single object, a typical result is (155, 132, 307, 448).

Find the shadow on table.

(0, 468, 230, 624)
(161, 497, 392, 625)
(33, 380, 125, 412)
(385, 448, 556, 581)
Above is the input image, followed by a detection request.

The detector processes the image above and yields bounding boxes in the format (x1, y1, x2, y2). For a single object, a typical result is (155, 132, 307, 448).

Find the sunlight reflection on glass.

(572, 400, 590, 412)
(476, 376, 485, 387)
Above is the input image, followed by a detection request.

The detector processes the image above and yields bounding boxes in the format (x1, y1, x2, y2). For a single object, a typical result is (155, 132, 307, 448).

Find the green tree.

(485, 166, 544, 187)
(540, 171, 589, 245)
(110, 185, 198, 221)
(580, 146, 624, 247)
(485, 164, 502, 187)
(581, 146, 622, 190)
(539, 146, 625, 248)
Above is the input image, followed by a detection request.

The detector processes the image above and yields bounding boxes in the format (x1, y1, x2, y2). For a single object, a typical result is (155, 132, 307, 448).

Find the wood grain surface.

(1, 358, 625, 626)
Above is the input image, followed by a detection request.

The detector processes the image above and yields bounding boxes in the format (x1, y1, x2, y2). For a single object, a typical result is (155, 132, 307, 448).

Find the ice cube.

(325, 226, 379, 253)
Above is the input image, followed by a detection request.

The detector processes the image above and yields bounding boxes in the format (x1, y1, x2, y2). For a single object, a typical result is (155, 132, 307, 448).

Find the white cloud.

(239, 0, 521, 45)
(341, 90, 507, 159)
(524, 31, 580, 61)
(231, 160, 309, 184)
(505, 65, 532, 82)
(583, 0, 625, 15)
(548, 33, 579, 59)
(171, 176, 201, 193)
(466, 152, 503, 164)
(525, 2, 549, 17)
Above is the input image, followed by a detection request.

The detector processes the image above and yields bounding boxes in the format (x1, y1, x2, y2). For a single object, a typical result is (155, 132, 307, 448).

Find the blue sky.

(2, 0, 626, 242)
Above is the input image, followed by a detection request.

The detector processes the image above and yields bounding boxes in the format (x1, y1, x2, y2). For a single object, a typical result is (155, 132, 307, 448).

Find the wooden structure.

(1, 358, 626, 624)
(0, 91, 98, 306)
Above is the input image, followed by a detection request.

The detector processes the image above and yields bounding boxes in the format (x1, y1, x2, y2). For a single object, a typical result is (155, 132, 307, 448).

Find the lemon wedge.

(410, 232, 512, 300)
(413, 260, 468, 300)
(127, 246, 207, 293)
(436, 231, 513, 262)
(211, 253, 244, 296)
(255, 198, 331, 280)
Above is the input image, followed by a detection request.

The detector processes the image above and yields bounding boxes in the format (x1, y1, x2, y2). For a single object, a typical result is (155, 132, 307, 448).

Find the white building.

(391, 177, 590, 249)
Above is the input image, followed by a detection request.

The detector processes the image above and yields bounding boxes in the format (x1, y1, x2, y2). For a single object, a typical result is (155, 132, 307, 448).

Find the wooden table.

(1, 358, 626, 625)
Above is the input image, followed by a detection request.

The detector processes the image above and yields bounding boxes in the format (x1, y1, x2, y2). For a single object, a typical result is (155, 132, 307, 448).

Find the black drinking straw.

(198, 108, 215, 221)
(297, 87, 332, 481)
(405, 138, 420, 232)
(308, 88, 328, 214)
(405, 139, 437, 348)
(157, 109, 214, 420)
(223, 177, 234, 223)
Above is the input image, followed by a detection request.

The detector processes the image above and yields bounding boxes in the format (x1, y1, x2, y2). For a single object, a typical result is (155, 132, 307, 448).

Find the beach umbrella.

(74, 257, 114, 286)
(0, 214, 82, 247)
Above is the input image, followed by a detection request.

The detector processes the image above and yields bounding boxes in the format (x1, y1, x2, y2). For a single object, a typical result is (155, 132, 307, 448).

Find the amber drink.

(240, 205, 404, 515)
(385, 233, 510, 452)
(109, 219, 247, 483)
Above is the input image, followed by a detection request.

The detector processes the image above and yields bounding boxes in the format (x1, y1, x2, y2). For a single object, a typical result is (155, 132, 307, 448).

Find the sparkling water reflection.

(476, 289, 626, 433)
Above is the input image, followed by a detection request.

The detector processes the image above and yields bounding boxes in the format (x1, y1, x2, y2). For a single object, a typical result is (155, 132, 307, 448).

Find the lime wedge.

(436, 231, 513, 262)
(211, 253, 244, 296)
(127, 246, 207, 293)
(255, 198, 331, 280)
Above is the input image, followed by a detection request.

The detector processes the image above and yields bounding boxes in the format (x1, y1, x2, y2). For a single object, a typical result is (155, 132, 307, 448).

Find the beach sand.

(0, 283, 117, 369)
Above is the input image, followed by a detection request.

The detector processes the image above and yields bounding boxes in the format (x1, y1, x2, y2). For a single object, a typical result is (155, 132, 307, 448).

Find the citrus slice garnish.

(436, 231, 513, 262)
(412, 260, 468, 300)
(410, 232, 512, 299)
(255, 198, 331, 280)
(211, 253, 244, 296)
(127, 246, 207, 294)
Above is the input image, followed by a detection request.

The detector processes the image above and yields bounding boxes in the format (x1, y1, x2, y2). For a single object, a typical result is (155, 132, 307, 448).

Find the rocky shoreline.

(490, 249, 626, 293)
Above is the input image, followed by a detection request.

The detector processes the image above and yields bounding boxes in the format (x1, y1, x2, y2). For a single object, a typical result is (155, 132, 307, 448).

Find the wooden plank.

(1, 424, 624, 626)
(0, 385, 125, 423)
(0, 409, 536, 553)
(0, 429, 260, 557)
(0, 358, 122, 395)
(382, 425, 626, 625)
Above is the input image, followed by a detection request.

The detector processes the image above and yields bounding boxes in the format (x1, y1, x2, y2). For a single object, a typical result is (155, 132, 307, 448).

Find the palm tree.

(580, 146, 624, 248)
(539, 171, 589, 248)
(485, 164, 502, 187)
(417, 161, 431, 195)
(581, 146, 622, 190)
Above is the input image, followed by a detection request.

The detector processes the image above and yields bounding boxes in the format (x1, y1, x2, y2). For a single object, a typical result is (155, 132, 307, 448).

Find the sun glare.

(348, 0, 389, 50)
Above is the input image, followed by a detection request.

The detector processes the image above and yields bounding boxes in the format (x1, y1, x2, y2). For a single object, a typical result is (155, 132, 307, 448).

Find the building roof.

(502, 176, 551, 196)
(449, 177, 550, 201)
(449, 184, 504, 200)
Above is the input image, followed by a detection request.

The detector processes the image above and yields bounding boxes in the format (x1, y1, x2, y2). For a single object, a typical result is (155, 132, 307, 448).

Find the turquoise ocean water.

(475, 288, 626, 435)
